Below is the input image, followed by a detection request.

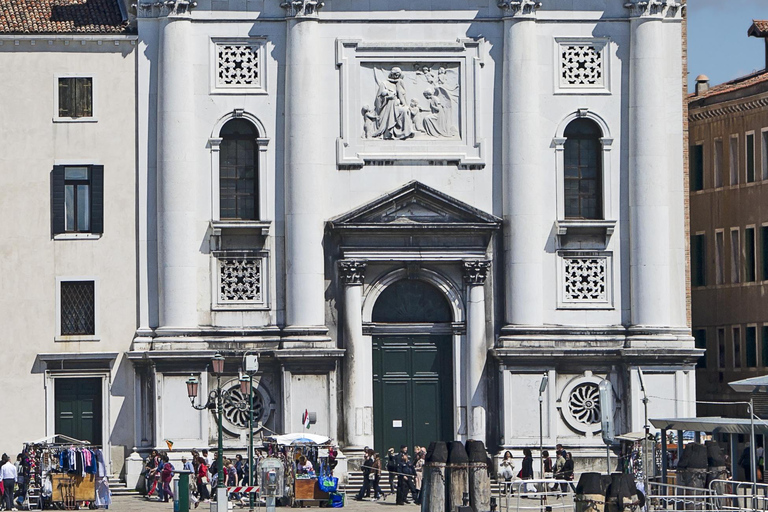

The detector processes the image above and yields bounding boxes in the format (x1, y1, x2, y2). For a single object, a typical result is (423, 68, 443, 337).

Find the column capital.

(463, 260, 491, 285)
(498, 0, 541, 17)
(624, 0, 682, 19)
(281, 0, 324, 18)
(135, 0, 195, 18)
(339, 259, 367, 286)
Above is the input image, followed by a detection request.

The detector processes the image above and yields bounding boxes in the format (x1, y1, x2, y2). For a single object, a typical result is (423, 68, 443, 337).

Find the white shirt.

(0, 461, 17, 480)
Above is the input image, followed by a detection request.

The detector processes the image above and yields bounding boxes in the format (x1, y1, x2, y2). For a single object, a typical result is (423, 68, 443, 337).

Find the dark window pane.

(691, 144, 704, 191)
(762, 326, 768, 367)
(763, 226, 768, 281)
(694, 329, 707, 369)
(61, 281, 95, 335)
(747, 134, 755, 183)
(65, 185, 75, 232)
(563, 119, 602, 220)
(734, 328, 742, 368)
(372, 279, 452, 323)
(219, 120, 258, 220)
(691, 234, 706, 286)
(746, 227, 756, 282)
(747, 326, 757, 368)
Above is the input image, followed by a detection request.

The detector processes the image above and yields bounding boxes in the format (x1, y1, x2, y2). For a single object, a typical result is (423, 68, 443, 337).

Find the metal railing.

(498, 479, 574, 512)
(646, 479, 768, 511)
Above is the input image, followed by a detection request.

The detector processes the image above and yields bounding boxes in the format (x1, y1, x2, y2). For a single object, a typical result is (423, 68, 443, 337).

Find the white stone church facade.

(128, 0, 698, 467)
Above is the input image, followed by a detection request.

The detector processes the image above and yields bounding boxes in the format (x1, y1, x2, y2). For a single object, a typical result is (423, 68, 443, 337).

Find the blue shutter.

(52, 166, 66, 235)
(90, 165, 104, 234)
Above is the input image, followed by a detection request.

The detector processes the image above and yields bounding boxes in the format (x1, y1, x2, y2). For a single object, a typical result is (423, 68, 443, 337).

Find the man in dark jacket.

(395, 454, 418, 505)
(355, 449, 373, 501)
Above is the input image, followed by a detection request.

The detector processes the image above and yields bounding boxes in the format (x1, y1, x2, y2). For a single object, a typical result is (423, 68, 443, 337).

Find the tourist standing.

(499, 451, 515, 494)
(386, 448, 397, 495)
(354, 449, 373, 501)
(1, 454, 18, 511)
(370, 453, 385, 501)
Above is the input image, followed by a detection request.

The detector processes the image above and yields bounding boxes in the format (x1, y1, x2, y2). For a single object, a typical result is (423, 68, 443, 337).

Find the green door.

(372, 335, 453, 454)
(55, 378, 102, 445)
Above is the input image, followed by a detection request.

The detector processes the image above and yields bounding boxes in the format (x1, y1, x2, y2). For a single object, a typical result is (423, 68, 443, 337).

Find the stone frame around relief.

(336, 39, 485, 169)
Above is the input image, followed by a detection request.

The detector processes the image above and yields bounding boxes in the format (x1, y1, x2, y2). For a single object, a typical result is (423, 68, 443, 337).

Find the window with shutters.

(52, 165, 104, 239)
(56, 76, 94, 120)
(56, 278, 98, 341)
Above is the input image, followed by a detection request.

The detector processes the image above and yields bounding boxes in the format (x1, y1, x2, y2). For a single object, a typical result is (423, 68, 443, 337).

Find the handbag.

(201, 476, 209, 485)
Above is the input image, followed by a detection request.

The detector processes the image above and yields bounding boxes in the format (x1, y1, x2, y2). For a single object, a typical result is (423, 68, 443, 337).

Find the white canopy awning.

(269, 433, 331, 445)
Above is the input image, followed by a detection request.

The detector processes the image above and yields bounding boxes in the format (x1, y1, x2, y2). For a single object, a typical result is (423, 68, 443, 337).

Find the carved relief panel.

(337, 40, 485, 168)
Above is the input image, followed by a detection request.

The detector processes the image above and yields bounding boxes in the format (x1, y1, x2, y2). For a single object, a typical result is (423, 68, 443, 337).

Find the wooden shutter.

(58, 79, 70, 117)
(90, 165, 104, 234)
(52, 166, 66, 235)
(78, 78, 93, 118)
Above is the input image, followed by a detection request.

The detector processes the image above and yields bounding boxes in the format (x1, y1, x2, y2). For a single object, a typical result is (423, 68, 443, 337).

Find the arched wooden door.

(371, 279, 454, 454)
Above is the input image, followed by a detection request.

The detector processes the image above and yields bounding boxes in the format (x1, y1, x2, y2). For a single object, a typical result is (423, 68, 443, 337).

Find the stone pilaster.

(283, 0, 328, 336)
(339, 260, 373, 450)
(463, 260, 490, 441)
(502, 5, 543, 326)
(156, 2, 196, 329)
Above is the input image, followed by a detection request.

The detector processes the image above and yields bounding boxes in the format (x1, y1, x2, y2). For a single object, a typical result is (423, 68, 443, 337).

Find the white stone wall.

(0, 35, 137, 475)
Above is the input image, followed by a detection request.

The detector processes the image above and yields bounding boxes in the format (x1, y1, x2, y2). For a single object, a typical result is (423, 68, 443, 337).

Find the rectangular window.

(691, 234, 706, 286)
(691, 144, 704, 191)
(730, 135, 739, 185)
(718, 328, 726, 369)
(694, 329, 707, 369)
(746, 227, 756, 282)
(52, 165, 103, 236)
(762, 130, 768, 180)
(58, 77, 92, 118)
(747, 133, 756, 183)
(747, 326, 757, 368)
(763, 326, 768, 367)
(714, 139, 724, 187)
(60, 281, 95, 336)
(733, 326, 742, 368)
(731, 228, 740, 284)
(716, 230, 725, 284)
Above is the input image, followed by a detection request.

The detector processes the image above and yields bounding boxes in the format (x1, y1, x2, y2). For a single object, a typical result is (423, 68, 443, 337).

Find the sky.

(687, 0, 766, 92)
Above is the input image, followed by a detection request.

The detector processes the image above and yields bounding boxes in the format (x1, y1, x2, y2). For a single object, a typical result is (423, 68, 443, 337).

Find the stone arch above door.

(362, 267, 464, 324)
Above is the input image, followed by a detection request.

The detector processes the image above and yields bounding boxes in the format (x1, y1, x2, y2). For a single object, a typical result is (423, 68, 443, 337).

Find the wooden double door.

(372, 335, 453, 455)
(55, 377, 102, 445)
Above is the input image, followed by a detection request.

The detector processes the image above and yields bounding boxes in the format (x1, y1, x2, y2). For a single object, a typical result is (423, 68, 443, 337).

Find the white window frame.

(55, 276, 99, 342)
(714, 138, 724, 188)
(731, 227, 741, 284)
(53, 73, 97, 123)
(715, 229, 725, 285)
(553, 37, 611, 95)
(556, 250, 614, 309)
(210, 37, 267, 95)
(733, 325, 742, 369)
(730, 134, 739, 186)
(211, 251, 269, 311)
(761, 127, 768, 181)
(746, 131, 756, 184)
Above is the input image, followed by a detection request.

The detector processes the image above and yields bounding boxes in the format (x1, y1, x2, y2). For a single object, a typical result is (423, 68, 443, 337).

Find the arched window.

(371, 279, 452, 323)
(563, 118, 602, 220)
(220, 119, 258, 220)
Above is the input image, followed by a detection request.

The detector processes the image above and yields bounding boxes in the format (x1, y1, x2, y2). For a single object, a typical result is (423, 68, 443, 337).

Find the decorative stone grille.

(560, 44, 603, 87)
(563, 257, 607, 302)
(216, 43, 260, 88)
(219, 257, 262, 303)
(222, 385, 266, 429)
(567, 382, 601, 425)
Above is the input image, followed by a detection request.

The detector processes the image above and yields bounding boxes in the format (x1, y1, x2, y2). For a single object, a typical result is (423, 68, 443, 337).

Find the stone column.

(156, 1, 196, 328)
(627, 1, 677, 327)
(284, 1, 328, 334)
(339, 259, 373, 450)
(464, 260, 490, 441)
(501, 1, 543, 326)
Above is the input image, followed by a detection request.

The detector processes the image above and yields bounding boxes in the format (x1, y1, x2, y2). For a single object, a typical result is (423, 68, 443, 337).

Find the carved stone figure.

(372, 67, 414, 140)
(361, 105, 378, 139)
(416, 87, 457, 138)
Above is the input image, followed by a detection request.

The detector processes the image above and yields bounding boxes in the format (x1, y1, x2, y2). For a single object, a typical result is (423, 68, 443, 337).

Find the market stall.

(262, 433, 341, 507)
(21, 434, 110, 510)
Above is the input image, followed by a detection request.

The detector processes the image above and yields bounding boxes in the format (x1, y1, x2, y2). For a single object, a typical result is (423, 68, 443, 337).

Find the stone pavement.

(109, 494, 419, 512)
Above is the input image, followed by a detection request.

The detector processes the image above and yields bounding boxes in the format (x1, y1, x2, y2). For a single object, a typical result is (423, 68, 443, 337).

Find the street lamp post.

(538, 372, 549, 478)
(186, 354, 249, 512)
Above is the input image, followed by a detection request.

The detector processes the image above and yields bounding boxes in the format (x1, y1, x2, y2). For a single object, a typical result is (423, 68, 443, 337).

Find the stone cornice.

(338, 259, 367, 285)
(281, 0, 324, 18)
(689, 96, 768, 122)
(498, 0, 541, 17)
(623, 0, 683, 18)
(462, 260, 491, 285)
(135, 0, 195, 18)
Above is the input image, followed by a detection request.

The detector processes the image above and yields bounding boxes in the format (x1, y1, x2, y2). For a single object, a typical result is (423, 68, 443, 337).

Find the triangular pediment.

(328, 181, 501, 229)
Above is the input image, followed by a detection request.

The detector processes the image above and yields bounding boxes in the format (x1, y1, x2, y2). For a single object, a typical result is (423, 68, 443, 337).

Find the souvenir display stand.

(262, 434, 339, 508)
(21, 434, 108, 510)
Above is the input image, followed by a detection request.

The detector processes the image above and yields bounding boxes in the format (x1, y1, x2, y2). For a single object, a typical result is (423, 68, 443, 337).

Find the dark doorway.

(371, 279, 454, 454)
(55, 377, 102, 445)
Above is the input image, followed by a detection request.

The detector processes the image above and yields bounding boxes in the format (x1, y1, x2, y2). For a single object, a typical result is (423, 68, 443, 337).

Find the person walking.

(370, 453, 385, 501)
(413, 451, 424, 500)
(354, 449, 373, 501)
(499, 451, 515, 494)
(554, 449, 566, 492)
(1, 454, 18, 512)
(520, 448, 534, 494)
(197, 456, 211, 503)
(395, 454, 418, 505)
(560, 452, 575, 493)
(161, 455, 175, 503)
(386, 448, 397, 495)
